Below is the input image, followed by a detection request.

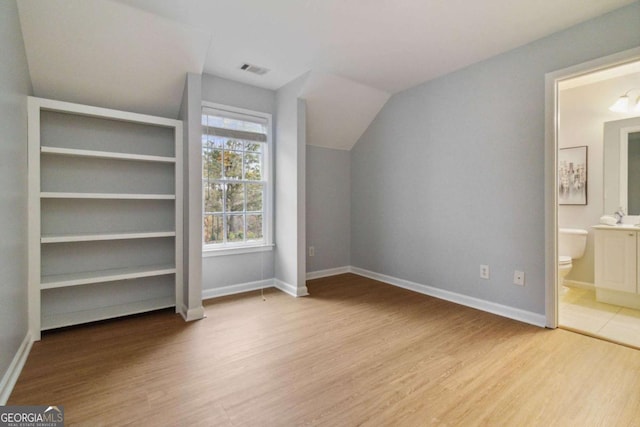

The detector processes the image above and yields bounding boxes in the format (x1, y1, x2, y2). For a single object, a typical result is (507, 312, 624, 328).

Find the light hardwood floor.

(10, 274, 640, 426)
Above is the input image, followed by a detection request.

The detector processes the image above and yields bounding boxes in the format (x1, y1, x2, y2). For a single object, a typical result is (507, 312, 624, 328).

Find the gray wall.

(202, 74, 276, 116)
(351, 2, 640, 315)
(306, 145, 351, 272)
(0, 0, 32, 396)
(200, 74, 276, 290)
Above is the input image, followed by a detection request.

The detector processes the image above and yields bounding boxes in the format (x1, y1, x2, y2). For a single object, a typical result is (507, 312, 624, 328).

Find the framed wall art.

(558, 146, 587, 205)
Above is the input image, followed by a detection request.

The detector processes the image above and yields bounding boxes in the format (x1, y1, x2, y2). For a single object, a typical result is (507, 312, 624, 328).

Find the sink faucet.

(614, 206, 626, 224)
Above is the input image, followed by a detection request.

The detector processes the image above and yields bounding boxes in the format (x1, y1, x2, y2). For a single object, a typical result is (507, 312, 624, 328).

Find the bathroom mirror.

(603, 117, 640, 214)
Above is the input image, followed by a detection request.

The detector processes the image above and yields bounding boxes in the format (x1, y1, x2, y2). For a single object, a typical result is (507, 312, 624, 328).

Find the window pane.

(203, 182, 223, 213)
(202, 109, 269, 249)
(202, 134, 224, 149)
(203, 148, 222, 179)
(203, 115, 266, 134)
(204, 214, 223, 244)
(247, 214, 263, 241)
(227, 214, 244, 242)
(246, 183, 263, 212)
(244, 141, 262, 153)
(224, 138, 244, 151)
(226, 183, 244, 212)
(244, 152, 262, 181)
(223, 150, 243, 179)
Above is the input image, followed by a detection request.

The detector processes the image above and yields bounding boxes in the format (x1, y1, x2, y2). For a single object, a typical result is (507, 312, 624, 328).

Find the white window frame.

(201, 101, 274, 257)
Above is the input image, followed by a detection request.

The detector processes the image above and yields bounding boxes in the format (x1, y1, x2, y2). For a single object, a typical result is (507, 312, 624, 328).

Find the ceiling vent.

(239, 63, 270, 75)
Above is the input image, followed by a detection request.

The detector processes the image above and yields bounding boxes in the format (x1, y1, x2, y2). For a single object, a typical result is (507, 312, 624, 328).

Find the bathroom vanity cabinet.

(593, 225, 640, 309)
(28, 97, 184, 340)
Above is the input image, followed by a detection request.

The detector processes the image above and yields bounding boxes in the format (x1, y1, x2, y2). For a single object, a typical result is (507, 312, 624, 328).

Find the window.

(202, 104, 272, 252)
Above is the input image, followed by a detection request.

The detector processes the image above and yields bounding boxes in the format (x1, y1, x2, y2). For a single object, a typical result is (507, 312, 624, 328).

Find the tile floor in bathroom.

(559, 286, 640, 348)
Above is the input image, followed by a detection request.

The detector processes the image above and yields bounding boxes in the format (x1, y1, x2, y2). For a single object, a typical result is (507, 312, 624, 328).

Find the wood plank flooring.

(9, 273, 640, 426)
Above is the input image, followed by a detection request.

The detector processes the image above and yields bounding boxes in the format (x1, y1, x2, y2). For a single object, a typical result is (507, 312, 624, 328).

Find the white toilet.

(558, 228, 588, 292)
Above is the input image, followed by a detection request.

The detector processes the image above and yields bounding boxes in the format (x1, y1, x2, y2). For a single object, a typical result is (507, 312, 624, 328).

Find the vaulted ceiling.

(16, 0, 635, 149)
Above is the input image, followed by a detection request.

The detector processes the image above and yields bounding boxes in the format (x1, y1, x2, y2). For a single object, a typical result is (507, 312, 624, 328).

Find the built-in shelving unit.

(28, 97, 184, 339)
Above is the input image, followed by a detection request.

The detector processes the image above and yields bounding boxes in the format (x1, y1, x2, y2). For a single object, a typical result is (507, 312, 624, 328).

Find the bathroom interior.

(558, 59, 640, 348)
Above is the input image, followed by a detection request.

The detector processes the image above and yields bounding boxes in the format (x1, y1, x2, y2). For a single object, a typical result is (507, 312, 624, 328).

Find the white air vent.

(239, 63, 270, 75)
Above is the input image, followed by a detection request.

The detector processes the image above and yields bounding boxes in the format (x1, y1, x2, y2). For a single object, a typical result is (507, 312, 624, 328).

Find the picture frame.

(558, 146, 588, 205)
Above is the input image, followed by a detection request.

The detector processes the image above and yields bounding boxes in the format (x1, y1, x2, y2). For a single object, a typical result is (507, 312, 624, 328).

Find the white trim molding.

(563, 279, 595, 290)
(203, 244, 274, 258)
(202, 279, 274, 300)
(0, 333, 34, 405)
(201, 278, 310, 300)
(349, 267, 546, 327)
(274, 279, 309, 297)
(306, 266, 351, 280)
(200, 265, 546, 327)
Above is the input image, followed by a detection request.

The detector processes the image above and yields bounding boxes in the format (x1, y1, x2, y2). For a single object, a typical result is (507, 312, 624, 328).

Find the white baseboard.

(0, 332, 33, 405)
(563, 279, 595, 290)
(306, 266, 351, 280)
(199, 266, 545, 327)
(274, 279, 309, 297)
(202, 279, 274, 301)
(350, 266, 546, 328)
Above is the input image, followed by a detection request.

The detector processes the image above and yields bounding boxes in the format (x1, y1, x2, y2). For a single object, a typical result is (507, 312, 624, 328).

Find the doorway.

(546, 48, 640, 348)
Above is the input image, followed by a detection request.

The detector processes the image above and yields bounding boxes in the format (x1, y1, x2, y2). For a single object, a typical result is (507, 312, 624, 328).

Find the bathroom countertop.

(592, 224, 640, 231)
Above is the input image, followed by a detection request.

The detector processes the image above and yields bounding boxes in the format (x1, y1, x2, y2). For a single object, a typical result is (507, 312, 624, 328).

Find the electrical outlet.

(308, 246, 315, 257)
(514, 270, 525, 286)
(480, 265, 489, 279)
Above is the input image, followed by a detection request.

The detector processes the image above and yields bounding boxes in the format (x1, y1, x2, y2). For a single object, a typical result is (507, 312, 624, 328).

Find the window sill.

(202, 243, 274, 258)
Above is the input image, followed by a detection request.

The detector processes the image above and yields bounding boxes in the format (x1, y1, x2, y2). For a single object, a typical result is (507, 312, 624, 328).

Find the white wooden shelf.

(40, 192, 176, 200)
(41, 264, 176, 290)
(29, 96, 184, 339)
(41, 146, 176, 163)
(41, 296, 175, 330)
(41, 231, 176, 243)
